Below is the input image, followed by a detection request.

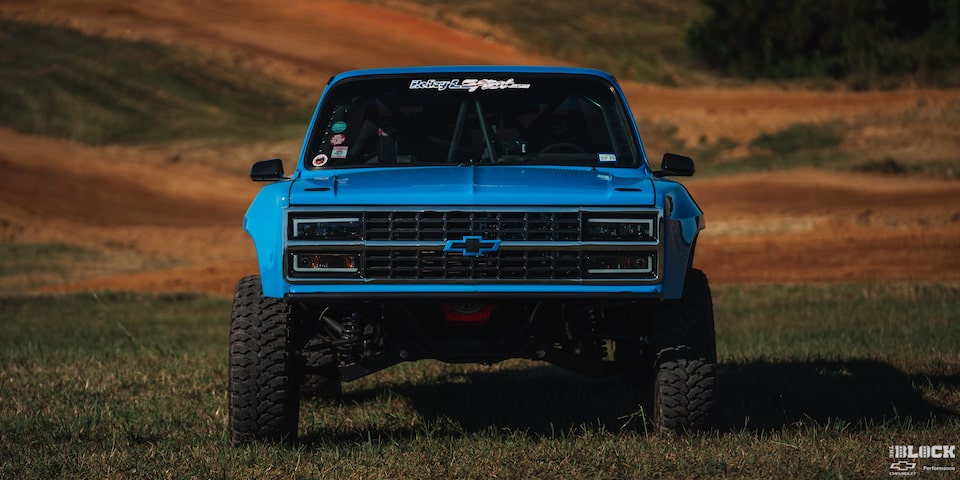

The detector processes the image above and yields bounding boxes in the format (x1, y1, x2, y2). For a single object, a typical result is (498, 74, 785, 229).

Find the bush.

(686, 0, 960, 85)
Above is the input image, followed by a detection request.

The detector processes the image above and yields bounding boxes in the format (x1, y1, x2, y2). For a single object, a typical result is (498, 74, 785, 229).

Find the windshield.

(304, 74, 641, 169)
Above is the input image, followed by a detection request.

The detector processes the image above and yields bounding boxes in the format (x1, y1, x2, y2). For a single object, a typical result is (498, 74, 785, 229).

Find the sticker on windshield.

(312, 153, 329, 167)
(408, 78, 531, 92)
(330, 134, 346, 145)
(331, 121, 347, 134)
(598, 153, 617, 163)
(331, 146, 349, 159)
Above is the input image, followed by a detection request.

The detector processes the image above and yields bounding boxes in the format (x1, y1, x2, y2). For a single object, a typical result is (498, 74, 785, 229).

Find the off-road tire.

(228, 275, 300, 443)
(651, 268, 717, 432)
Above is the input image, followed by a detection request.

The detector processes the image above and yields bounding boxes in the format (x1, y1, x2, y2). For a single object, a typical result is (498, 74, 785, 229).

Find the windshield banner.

(408, 78, 532, 92)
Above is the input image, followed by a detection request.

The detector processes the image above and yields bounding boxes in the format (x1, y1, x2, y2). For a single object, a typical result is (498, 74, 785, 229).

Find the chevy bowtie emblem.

(444, 236, 501, 257)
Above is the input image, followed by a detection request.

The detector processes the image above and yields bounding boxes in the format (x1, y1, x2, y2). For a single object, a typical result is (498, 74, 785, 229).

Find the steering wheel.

(537, 142, 588, 154)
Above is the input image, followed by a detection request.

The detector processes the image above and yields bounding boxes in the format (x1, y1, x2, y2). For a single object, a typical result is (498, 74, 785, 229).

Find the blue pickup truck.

(229, 66, 716, 442)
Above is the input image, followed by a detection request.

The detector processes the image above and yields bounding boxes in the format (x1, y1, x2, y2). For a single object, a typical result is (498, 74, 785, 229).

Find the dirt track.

(2, 0, 959, 295)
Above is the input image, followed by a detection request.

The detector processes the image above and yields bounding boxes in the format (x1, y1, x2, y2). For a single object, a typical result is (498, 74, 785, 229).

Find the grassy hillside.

(0, 20, 313, 145)
(364, 0, 960, 88)
(1, 18, 956, 179)
(0, 284, 957, 478)
(360, 0, 710, 85)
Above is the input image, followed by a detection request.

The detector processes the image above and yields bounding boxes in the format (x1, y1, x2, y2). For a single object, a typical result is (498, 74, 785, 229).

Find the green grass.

(646, 118, 960, 179)
(748, 123, 844, 156)
(0, 243, 102, 292)
(1, 284, 957, 478)
(0, 20, 313, 145)
(0, 243, 179, 293)
(640, 120, 850, 176)
(707, 123, 846, 174)
(0, 243, 103, 277)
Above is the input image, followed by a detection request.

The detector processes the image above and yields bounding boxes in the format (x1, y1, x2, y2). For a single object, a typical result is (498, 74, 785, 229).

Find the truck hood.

(288, 166, 655, 206)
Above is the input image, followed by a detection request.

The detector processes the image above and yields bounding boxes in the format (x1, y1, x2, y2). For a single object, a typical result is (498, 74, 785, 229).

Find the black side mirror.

(250, 158, 285, 181)
(654, 153, 695, 177)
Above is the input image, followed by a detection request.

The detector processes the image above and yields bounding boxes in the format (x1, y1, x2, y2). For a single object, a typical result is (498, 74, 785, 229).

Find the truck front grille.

(365, 249, 584, 280)
(285, 208, 660, 284)
(363, 211, 581, 241)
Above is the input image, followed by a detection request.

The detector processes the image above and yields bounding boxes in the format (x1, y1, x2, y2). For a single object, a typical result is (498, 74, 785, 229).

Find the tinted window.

(304, 75, 639, 169)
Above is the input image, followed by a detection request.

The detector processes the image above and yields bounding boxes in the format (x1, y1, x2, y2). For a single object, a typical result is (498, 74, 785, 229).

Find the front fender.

(243, 181, 292, 298)
(656, 180, 705, 299)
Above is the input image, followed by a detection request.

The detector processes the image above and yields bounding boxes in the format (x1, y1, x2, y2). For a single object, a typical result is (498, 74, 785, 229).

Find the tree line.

(686, 0, 960, 86)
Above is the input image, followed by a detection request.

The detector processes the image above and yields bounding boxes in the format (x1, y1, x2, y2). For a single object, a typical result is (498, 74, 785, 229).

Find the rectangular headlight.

(291, 217, 361, 240)
(585, 217, 655, 241)
(291, 253, 359, 274)
(587, 254, 655, 274)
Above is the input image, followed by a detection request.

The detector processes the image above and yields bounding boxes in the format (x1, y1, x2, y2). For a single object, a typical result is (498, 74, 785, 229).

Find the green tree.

(686, 0, 960, 84)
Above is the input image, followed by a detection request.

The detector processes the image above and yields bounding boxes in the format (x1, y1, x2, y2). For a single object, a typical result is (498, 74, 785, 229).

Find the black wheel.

(651, 268, 717, 432)
(228, 275, 300, 443)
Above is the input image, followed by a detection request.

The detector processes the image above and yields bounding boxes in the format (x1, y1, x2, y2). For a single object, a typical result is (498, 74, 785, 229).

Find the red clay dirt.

(2, 0, 959, 296)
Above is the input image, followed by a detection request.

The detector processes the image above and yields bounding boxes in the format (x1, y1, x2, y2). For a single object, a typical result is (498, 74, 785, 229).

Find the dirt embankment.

(2, 0, 959, 295)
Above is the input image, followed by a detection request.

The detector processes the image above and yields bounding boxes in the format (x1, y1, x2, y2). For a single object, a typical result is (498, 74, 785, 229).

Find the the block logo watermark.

(889, 445, 957, 459)
(888, 445, 957, 476)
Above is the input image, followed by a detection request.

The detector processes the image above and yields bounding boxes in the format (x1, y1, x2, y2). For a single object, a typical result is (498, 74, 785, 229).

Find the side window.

(308, 98, 396, 167)
(579, 98, 615, 152)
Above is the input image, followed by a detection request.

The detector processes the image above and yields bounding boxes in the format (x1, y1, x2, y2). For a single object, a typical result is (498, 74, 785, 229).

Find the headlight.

(586, 253, 655, 274)
(291, 253, 359, 274)
(291, 217, 361, 240)
(584, 217, 656, 241)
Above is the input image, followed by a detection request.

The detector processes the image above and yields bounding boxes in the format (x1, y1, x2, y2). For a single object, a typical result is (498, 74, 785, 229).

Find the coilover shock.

(338, 313, 364, 364)
(585, 307, 608, 360)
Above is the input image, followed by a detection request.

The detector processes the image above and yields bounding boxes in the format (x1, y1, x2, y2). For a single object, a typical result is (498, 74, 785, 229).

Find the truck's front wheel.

(228, 275, 300, 443)
(651, 268, 717, 432)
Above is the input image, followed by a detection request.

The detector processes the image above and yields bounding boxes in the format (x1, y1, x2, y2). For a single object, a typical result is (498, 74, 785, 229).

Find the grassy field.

(0, 20, 312, 145)
(0, 243, 180, 294)
(1, 283, 957, 479)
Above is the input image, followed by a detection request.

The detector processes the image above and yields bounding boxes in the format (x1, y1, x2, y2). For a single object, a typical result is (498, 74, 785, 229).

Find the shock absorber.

(339, 313, 364, 365)
(585, 307, 608, 360)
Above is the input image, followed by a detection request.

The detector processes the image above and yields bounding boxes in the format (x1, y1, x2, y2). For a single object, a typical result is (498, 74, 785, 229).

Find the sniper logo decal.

(409, 78, 532, 92)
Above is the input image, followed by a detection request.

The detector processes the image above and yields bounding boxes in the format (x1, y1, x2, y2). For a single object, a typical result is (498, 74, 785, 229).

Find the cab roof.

(327, 65, 618, 85)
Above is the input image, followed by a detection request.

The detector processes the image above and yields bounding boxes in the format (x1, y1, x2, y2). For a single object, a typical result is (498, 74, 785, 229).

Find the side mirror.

(250, 158, 285, 181)
(654, 153, 695, 177)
